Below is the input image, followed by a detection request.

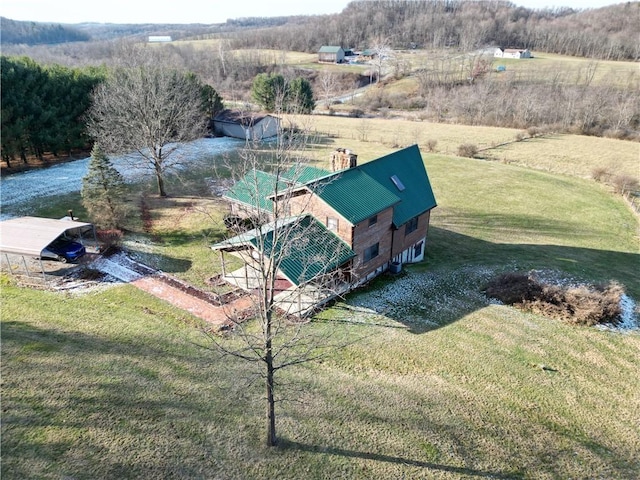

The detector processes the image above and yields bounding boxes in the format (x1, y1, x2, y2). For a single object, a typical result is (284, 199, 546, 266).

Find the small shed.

(213, 110, 280, 140)
(318, 46, 345, 63)
(359, 49, 377, 61)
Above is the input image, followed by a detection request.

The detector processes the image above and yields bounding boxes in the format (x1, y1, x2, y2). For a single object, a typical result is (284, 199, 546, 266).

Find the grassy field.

(2, 119, 639, 479)
(297, 115, 639, 181)
(162, 41, 639, 87)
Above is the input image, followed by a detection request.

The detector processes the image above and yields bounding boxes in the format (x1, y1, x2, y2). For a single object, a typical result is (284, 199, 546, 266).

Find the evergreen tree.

(287, 77, 315, 114)
(251, 73, 286, 112)
(251, 73, 315, 114)
(81, 144, 128, 230)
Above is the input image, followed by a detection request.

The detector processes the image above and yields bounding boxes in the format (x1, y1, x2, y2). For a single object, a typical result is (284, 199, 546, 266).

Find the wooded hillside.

(0, 17, 90, 45)
(222, 0, 639, 61)
(2, 1, 638, 60)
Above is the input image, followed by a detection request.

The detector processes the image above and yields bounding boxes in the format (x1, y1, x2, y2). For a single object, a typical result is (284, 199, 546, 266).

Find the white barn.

(148, 36, 172, 43)
(494, 48, 532, 59)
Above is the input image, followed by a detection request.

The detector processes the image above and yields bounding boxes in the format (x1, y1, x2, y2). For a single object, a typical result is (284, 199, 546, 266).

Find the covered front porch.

(211, 214, 356, 319)
(217, 257, 351, 318)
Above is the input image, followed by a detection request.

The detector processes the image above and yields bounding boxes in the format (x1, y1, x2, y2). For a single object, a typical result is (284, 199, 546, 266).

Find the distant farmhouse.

(318, 46, 345, 63)
(494, 48, 532, 59)
(213, 110, 280, 141)
(213, 145, 437, 317)
(148, 36, 172, 42)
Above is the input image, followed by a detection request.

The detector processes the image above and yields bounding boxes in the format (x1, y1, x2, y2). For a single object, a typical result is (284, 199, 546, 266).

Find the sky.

(0, 0, 626, 24)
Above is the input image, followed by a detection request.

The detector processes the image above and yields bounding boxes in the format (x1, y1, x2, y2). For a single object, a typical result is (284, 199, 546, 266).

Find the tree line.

(0, 17, 90, 45)
(0, 54, 225, 168)
(221, 0, 639, 61)
(0, 56, 105, 166)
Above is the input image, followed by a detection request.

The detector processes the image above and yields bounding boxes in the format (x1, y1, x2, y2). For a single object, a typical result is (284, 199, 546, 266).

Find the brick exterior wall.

(351, 207, 395, 279)
(391, 210, 431, 258)
(286, 190, 354, 245)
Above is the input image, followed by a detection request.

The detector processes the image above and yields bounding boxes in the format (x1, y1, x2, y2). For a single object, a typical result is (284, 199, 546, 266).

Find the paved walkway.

(92, 252, 255, 329)
(132, 275, 255, 328)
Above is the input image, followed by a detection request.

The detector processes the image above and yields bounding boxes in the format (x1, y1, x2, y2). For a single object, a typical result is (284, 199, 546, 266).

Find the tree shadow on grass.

(280, 440, 523, 479)
(0, 319, 232, 480)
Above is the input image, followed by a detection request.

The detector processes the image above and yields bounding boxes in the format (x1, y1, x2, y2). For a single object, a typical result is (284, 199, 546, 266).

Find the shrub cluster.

(483, 272, 623, 326)
(457, 143, 478, 158)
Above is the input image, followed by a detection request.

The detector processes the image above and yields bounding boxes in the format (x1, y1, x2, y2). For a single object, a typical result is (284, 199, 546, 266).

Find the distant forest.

(0, 17, 90, 45)
(221, 0, 639, 61)
(2, 1, 638, 60)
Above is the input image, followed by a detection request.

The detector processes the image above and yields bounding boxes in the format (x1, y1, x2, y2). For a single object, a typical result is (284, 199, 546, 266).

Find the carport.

(0, 216, 96, 279)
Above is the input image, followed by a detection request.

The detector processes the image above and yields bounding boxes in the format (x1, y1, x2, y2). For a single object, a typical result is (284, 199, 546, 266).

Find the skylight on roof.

(390, 174, 405, 191)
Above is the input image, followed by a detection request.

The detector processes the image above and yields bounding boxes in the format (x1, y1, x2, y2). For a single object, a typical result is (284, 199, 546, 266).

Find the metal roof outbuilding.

(0, 216, 94, 258)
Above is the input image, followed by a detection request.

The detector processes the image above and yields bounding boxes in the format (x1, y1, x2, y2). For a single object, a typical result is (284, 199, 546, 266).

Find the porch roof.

(211, 215, 355, 286)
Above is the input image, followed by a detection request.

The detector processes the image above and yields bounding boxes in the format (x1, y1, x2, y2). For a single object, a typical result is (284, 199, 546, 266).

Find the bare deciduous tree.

(371, 37, 393, 84)
(86, 54, 207, 197)
(206, 115, 357, 447)
(317, 70, 338, 108)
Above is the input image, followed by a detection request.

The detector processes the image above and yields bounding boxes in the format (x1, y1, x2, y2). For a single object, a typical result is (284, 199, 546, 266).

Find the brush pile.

(484, 272, 624, 326)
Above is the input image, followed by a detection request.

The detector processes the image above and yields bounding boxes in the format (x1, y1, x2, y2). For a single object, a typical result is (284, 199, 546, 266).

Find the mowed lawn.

(2, 123, 639, 479)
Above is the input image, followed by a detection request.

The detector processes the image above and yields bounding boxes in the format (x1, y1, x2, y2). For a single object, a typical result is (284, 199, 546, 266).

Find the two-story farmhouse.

(212, 145, 437, 316)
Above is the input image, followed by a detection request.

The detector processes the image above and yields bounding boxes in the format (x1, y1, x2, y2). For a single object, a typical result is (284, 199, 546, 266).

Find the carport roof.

(0, 216, 93, 257)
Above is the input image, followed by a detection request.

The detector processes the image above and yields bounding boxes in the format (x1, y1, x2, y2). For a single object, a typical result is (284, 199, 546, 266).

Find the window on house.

(364, 243, 379, 263)
(414, 241, 423, 258)
(327, 217, 338, 231)
(405, 216, 418, 235)
(368, 215, 378, 227)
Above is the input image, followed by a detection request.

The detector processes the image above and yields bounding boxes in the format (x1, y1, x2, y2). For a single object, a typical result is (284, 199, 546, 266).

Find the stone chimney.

(330, 148, 357, 172)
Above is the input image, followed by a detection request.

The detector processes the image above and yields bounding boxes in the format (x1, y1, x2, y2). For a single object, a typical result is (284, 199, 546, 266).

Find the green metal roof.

(284, 165, 331, 184)
(358, 144, 437, 227)
(212, 215, 355, 286)
(225, 166, 330, 212)
(223, 145, 436, 230)
(309, 168, 401, 224)
(319, 46, 343, 53)
(223, 169, 283, 213)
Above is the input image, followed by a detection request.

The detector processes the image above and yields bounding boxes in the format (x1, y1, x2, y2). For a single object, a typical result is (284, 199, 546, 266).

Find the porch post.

(21, 255, 30, 277)
(220, 250, 227, 277)
(4, 254, 13, 276)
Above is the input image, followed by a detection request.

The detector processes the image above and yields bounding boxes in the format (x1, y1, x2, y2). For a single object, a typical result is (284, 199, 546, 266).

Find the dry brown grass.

(288, 115, 639, 187)
(483, 133, 639, 181)
(484, 272, 624, 326)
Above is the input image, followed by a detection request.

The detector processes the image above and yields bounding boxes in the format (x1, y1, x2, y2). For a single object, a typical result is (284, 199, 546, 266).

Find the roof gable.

(223, 169, 283, 213)
(358, 144, 437, 227)
(319, 46, 344, 54)
(224, 166, 331, 213)
(213, 109, 276, 126)
(284, 165, 331, 184)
